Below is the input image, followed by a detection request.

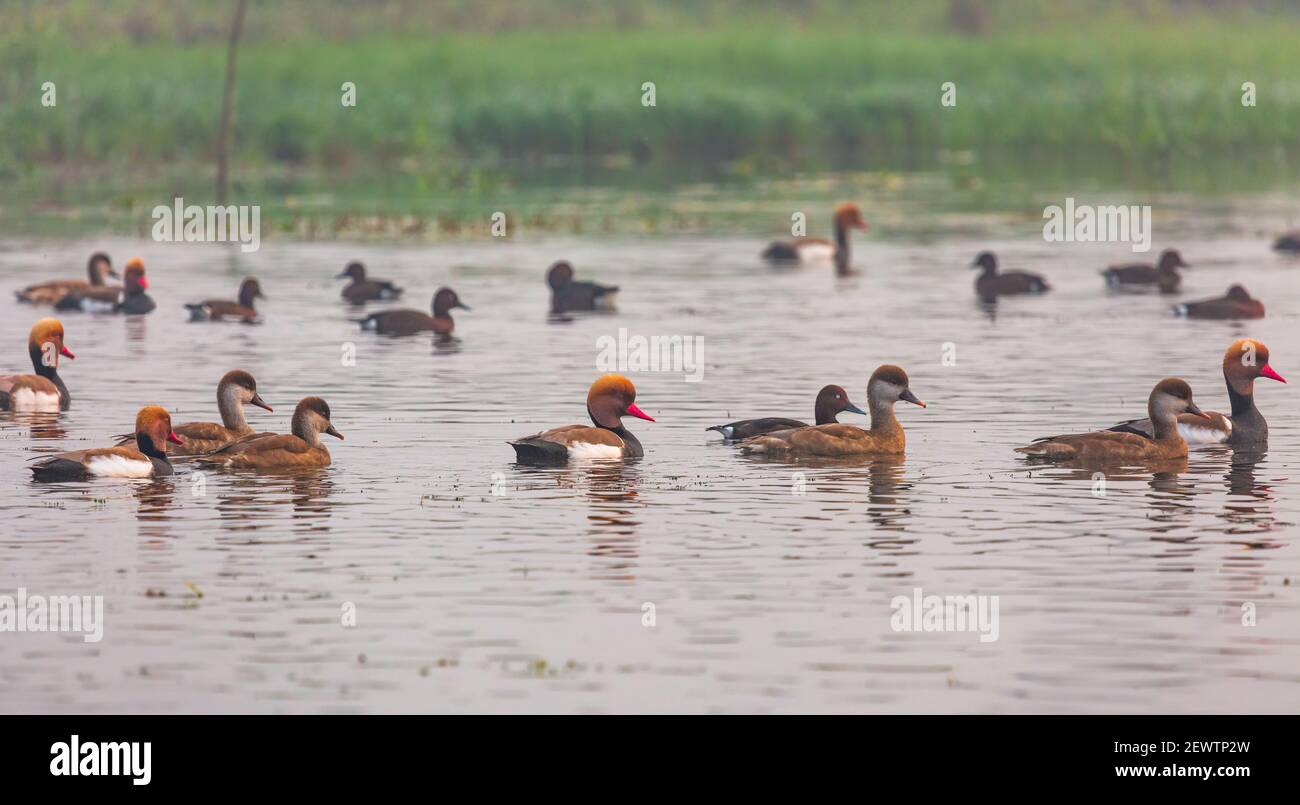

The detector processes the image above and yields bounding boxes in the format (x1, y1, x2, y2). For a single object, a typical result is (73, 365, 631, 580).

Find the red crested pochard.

(1109, 339, 1285, 447)
(0, 318, 75, 412)
(1173, 284, 1264, 319)
(1101, 248, 1188, 293)
(15, 252, 117, 305)
(547, 261, 619, 313)
(338, 261, 404, 304)
(55, 257, 155, 315)
(1016, 378, 1208, 462)
(30, 406, 183, 481)
(707, 384, 865, 441)
(510, 374, 655, 463)
(740, 365, 925, 456)
(198, 396, 341, 470)
(762, 202, 867, 270)
(186, 277, 264, 323)
(972, 252, 1050, 299)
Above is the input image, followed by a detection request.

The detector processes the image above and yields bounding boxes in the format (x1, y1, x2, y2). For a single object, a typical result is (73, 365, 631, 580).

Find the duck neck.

(589, 406, 643, 457)
(291, 411, 323, 447)
(29, 343, 70, 408)
(813, 398, 840, 425)
(238, 284, 257, 309)
(136, 433, 171, 463)
(1226, 371, 1267, 443)
(1148, 402, 1181, 442)
(88, 262, 105, 285)
(217, 384, 251, 433)
(868, 396, 901, 435)
(834, 220, 850, 269)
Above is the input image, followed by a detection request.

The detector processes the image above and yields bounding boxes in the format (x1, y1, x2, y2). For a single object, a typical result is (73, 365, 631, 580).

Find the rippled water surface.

(3, 216, 1300, 713)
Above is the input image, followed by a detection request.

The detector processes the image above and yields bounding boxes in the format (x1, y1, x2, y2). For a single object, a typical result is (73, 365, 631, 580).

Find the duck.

(740, 366, 925, 456)
(29, 406, 183, 481)
(1101, 248, 1188, 293)
(338, 261, 403, 303)
(510, 374, 654, 463)
(0, 318, 75, 412)
(761, 202, 867, 269)
(185, 277, 264, 323)
(1273, 232, 1300, 253)
(1173, 284, 1265, 319)
(1108, 339, 1285, 447)
(357, 287, 469, 336)
(55, 257, 155, 315)
(547, 261, 618, 313)
(972, 251, 1050, 298)
(197, 396, 342, 470)
(15, 252, 117, 305)
(1015, 378, 1208, 462)
(707, 384, 865, 441)
(121, 370, 273, 456)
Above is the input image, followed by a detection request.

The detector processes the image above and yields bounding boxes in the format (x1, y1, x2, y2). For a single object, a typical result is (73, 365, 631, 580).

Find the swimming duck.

(15, 252, 117, 305)
(1108, 339, 1285, 447)
(1273, 232, 1300, 253)
(338, 261, 403, 303)
(185, 277, 264, 323)
(707, 384, 865, 441)
(30, 406, 182, 481)
(739, 366, 925, 456)
(55, 257, 155, 315)
(0, 318, 75, 412)
(357, 287, 469, 336)
(133, 370, 273, 456)
(1016, 378, 1208, 462)
(547, 261, 618, 313)
(1101, 248, 1188, 293)
(510, 374, 654, 463)
(198, 396, 341, 470)
(1173, 284, 1264, 319)
(761, 202, 867, 269)
(972, 251, 1050, 298)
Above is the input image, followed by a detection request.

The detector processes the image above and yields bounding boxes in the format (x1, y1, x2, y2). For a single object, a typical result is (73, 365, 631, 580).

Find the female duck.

(30, 406, 183, 481)
(1173, 284, 1264, 320)
(198, 397, 342, 470)
(510, 374, 655, 463)
(1102, 248, 1188, 293)
(186, 277, 264, 323)
(0, 318, 75, 411)
(707, 384, 865, 441)
(740, 366, 925, 456)
(15, 252, 117, 305)
(1016, 378, 1208, 462)
(358, 287, 469, 336)
(163, 370, 273, 456)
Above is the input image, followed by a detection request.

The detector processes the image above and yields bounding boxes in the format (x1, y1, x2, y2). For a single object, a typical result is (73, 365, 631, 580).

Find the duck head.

(432, 287, 470, 317)
(814, 384, 866, 421)
(28, 318, 75, 370)
(1226, 284, 1253, 303)
(971, 251, 998, 275)
(123, 258, 148, 295)
(587, 373, 654, 429)
(135, 405, 184, 457)
(867, 365, 926, 411)
(337, 261, 366, 282)
(1150, 378, 1209, 423)
(238, 277, 265, 307)
(1224, 339, 1286, 395)
(1157, 249, 1189, 273)
(291, 396, 343, 443)
(546, 261, 575, 290)
(834, 202, 868, 232)
(219, 369, 272, 412)
(89, 252, 117, 282)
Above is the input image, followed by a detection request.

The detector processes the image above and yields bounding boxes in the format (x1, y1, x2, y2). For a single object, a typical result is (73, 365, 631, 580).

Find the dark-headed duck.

(740, 366, 925, 456)
(707, 384, 865, 441)
(1101, 248, 1188, 293)
(186, 277, 264, 323)
(15, 252, 117, 305)
(510, 374, 654, 463)
(358, 287, 469, 336)
(972, 252, 1050, 298)
(338, 261, 403, 304)
(1173, 284, 1264, 319)
(762, 202, 867, 270)
(547, 261, 618, 313)
(30, 406, 182, 481)
(56, 257, 154, 315)
(198, 396, 341, 470)
(1109, 339, 1285, 447)
(0, 318, 75, 412)
(1016, 378, 1208, 462)
(1273, 232, 1300, 253)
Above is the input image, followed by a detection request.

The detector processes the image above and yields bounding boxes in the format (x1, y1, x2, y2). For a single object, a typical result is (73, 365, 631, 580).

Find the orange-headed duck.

(15, 252, 117, 305)
(762, 202, 867, 270)
(1109, 339, 1285, 447)
(127, 370, 273, 456)
(1016, 378, 1208, 462)
(1101, 248, 1188, 293)
(972, 252, 1050, 298)
(55, 257, 155, 315)
(198, 396, 341, 470)
(0, 318, 75, 412)
(510, 374, 654, 463)
(1273, 232, 1300, 253)
(30, 406, 182, 481)
(357, 287, 468, 336)
(547, 261, 618, 313)
(740, 366, 925, 456)
(338, 261, 403, 304)
(707, 384, 865, 441)
(186, 277, 264, 323)
(1173, 284, 1264, 319)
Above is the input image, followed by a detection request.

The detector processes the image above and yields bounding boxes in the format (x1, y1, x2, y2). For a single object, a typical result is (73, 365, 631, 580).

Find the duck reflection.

(737, 452, 913, 532)
(135, 478, 178, 542)
(210, 469, 336, 532)
(6, 411, 67, 440)
(432, 333, 462, 353)
(1220, 448, 1280, 536)
(125, 315, 149, 351)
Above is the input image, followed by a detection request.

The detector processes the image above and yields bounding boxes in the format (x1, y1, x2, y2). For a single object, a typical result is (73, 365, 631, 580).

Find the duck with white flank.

(762, 202, 867, 271)
(55, 257, 155, 315)
(30, 406, 182, 481)
(510, 374, 655, 463)
(0, 319, 75, 412)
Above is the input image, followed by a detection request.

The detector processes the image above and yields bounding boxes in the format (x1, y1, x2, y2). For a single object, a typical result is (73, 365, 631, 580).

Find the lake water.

(2, 211, 1299, 713)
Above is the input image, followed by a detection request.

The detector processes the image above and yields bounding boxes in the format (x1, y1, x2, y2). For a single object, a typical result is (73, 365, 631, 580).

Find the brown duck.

(761, 202, 867, 270)
(30, 406, 183, 481)
(740, 366, 925, 456)
(1173, 284, 1264, 319)
(15, 252, 117, 305)
(1016, 378, 1208, 462)
(510, 374, 655, 463)
(186, 277, 264, 323)
(338, 261, 403, 304)
(707, 384, 865, 441)
(0, 318, 75, 412)
(357, 287, 469, 336)
(121, 370, 273, 456)
(198, 396, 342, 470)
(972, 251, 1050, 298)
(1101, 248, 1188, 293)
